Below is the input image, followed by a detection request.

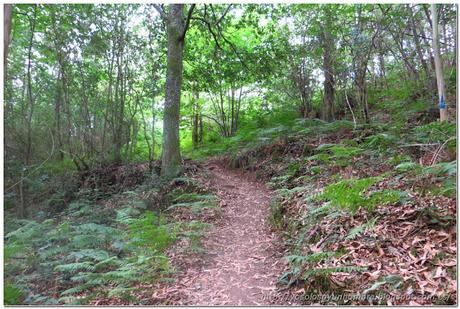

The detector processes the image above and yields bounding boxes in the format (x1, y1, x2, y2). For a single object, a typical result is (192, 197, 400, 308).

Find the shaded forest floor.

(5, 113, 457, 305)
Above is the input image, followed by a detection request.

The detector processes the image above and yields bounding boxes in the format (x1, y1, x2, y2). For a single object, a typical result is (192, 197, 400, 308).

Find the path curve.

(177, 162, 284, 305)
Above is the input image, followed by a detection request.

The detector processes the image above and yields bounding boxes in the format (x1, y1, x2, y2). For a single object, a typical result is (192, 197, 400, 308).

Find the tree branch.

(152, 4, 166, 20)
(215, 4, 232, 26)
(191, 15, 223, 50)
(179, 4, 196, 42)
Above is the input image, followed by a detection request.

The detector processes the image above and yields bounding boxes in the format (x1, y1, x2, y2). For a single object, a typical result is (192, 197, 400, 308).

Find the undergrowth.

(4, 171, 217, 305)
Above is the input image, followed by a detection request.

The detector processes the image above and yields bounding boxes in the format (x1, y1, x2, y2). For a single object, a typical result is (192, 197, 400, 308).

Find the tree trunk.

(161, 4, 186, 178)
(192, 91, 200, 146)
(25, 6, 37, 165)
(354, 5, 370, 123)
(54, 72, 64, 160)
(113, 33, 124, 164)
(408, 5, 430, 81)
(377, 38, 387, 89)
(322, 8, 334, 122)
(431, 4, 448, 122)
(4, 4, 12, 80)
(356, 70, 369, 123)
(199, 113, 203, 142)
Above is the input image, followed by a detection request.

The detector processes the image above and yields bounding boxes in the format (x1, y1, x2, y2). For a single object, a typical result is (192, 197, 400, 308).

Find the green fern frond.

(93, 257, 123, 270)
(55, 262, 95, 273)
(167, 201, 215, 214)
(69, 249, 110, 262)
(317, 177, 382, 213)
(302, 266, 366, 279)
(286, 251, 337, 265)
(346, 217, 378, 240)
(172, 193, 217, 203)
(60, 282, 96, 296)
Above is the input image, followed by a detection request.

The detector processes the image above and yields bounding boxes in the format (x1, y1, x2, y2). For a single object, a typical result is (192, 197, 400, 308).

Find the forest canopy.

(4, 4, 456, 177)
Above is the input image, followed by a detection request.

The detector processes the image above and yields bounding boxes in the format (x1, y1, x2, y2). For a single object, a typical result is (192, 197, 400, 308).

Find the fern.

(55, 262, 96, 273)
(423, 160, 456, 177)
(93, 257, 124, 270)
(317, 177, 382, 213)
(302, 266, 367, 279)
(172, 193, 217, 203)
(5, 173, 212, 305)
(107, 286, 136, 300)
(167, 201, 215, 214)
(60, 282, 97, 296)
(277, 185, 310, 198)
(75, 223, 119, 235)
(268, 174, 292, 188)
(116, 207, 141, 225)
(286, 252, 337, 265)
(6, 220, 45, 243)
(395, 161, 420, 172)
(346, 217, 378, 240)
(4, 283, 24, 305)
(413, 121, 456, 144)
(4, 243, 25, 260)
(128, 212, 174, 252)
(309, 202, 332, 216)
(68, 249, 110, 262)
(364, 133, 398, 151)
(309, 144, 364, 167)
(363, 275, 403, 294)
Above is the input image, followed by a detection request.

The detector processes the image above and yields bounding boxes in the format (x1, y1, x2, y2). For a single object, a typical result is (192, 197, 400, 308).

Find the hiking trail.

(173, 161, 286, 305)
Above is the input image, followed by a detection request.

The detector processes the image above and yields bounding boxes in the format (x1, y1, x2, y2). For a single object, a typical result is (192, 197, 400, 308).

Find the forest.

(3, 3, 457, 305)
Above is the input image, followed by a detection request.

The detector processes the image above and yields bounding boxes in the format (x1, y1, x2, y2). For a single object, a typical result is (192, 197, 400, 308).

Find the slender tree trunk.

(151, 100, 155, 159)
(356, 70, 369, 123)
(377, 39, 387, 89)
(192, 90, 199, 146)
(441, 6, 447, 54)
(199, 113, 203, 142)
(4, 4, 12, 80)
(230, 87, 235, 135)
(161, 4, 186, 178)
(454, 10, 457, 69)
(4, 4, 13, 163)
(54, 72, 64, 160)
(102, 52, 115, 155)
(234, 87, 242, 134)
(431, 4, 448, 122)
(19, 168, 25, 218)
(113, 37, 124, 164)
(322, 8, 334, 122)
(408, 5, 430, 80)
(25, 6, 37, 165)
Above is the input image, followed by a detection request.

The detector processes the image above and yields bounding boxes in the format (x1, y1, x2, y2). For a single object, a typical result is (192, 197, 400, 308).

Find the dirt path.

(175, 162, 285, 305)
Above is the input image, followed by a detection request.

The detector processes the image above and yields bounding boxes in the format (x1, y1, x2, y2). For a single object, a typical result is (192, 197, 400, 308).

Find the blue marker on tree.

(439, 95, 446, 110)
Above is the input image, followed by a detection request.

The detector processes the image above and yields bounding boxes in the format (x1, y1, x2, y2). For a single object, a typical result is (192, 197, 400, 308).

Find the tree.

(24, 5, 37, 165)
(321, 5, 335, 121)
(4, 4, 13, 78)
(155, 4, 195, 178)
(431, 4, 448, 122)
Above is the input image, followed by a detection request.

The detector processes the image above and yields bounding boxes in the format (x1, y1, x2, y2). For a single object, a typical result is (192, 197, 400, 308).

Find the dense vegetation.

(3, 3, 457, 305)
